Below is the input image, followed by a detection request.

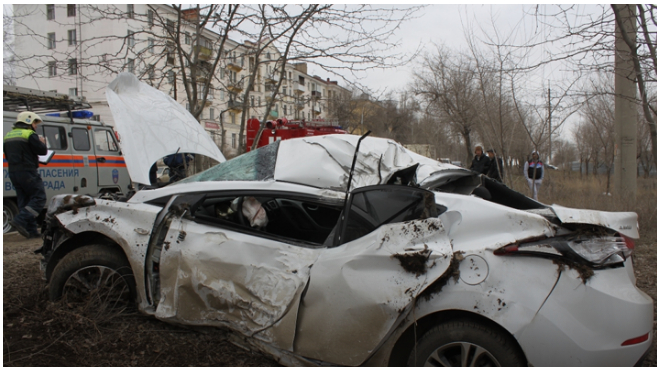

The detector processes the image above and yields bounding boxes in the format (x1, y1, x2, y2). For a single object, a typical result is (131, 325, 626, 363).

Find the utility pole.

(613, 4, 637, 204)
(547, 84, 552, 164)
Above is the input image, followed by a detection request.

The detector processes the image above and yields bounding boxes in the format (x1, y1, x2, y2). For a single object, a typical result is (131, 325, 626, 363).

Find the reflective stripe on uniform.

(3, 128, 35, 142)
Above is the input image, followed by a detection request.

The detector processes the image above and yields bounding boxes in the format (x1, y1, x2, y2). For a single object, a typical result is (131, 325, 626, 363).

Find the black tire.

(49, 245, 136, 318)
(3, 199, 19, 234)
(407, 320, 526, 367)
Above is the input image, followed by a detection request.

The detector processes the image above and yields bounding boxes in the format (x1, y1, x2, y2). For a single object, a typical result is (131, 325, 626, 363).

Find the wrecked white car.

(39, 135, 653, 367)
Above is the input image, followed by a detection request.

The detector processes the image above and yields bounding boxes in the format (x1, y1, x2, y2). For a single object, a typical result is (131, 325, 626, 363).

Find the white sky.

(307, 4, 549, 93)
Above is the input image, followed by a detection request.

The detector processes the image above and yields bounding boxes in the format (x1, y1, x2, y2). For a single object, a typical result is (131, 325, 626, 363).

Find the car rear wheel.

(407, 320, 525, 367)
(3, 199, 18, 234)
(49, 245, 136, 318)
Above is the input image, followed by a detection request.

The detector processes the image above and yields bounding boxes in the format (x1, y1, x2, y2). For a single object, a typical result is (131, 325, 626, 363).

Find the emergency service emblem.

(112, 169, 119, 184)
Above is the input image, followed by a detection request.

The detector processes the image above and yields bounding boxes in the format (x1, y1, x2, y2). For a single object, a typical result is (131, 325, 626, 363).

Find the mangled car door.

(149, 196, 322, 351)
(294, 185, 454, 365)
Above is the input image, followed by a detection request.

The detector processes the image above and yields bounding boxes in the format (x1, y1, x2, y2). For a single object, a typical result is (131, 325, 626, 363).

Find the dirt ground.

(3, 230, 657, 366)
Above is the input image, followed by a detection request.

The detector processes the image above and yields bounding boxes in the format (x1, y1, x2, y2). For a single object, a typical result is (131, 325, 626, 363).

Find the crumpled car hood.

(274, 135, 457, 192)
(106, 72, 226, 185)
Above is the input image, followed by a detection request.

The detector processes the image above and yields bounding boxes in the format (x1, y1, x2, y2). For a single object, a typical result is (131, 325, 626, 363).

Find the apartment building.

(11, 4, 351, 157)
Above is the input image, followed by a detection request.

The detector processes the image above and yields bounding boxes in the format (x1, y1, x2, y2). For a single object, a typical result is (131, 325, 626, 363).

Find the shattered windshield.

(179, 141, 279, 183)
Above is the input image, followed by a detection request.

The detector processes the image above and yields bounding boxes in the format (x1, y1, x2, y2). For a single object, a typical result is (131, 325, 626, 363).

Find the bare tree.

(412, 45, 482, 165)
(523, 4, 657, 164)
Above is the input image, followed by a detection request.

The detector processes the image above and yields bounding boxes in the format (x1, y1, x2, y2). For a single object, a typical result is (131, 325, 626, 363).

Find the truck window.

(36, 125, 67, 150)
(93, 129, 119, 152)
(71, 128, 90, 151)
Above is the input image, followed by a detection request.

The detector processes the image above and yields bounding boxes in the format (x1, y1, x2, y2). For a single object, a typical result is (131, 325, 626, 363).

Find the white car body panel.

(106, 72, 226, 185)
(274, 135, 454, 192)
(518, 262, 653, 366)
(294, 218, 453, 365)
(550, 204, 639, 239)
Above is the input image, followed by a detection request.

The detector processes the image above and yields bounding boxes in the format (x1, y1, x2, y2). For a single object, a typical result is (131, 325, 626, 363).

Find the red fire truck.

(246, 117, 347, 151)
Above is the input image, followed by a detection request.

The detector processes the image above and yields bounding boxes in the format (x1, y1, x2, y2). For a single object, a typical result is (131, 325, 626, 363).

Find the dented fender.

(52, 199, 163, 310)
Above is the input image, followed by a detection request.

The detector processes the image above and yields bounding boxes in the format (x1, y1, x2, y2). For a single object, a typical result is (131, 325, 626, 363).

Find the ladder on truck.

(3, 84, 91, 114)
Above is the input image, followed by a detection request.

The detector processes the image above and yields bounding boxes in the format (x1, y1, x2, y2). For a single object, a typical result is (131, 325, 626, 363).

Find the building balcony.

(265, 74, 279, 84)
(227, 59, 243, 72)
(267, 110, 278, 119)
(227, 81, 243, 93)
(194, 45, 213, 61)
(228, 100, 243, 112)
(312, 105, 321, 115)
(294, 82, 305, 94)
(311, 90, 322, 99)
(265, 94, 276, 102)
(295, 102, 305, 110)
(265, 83, 277, 92)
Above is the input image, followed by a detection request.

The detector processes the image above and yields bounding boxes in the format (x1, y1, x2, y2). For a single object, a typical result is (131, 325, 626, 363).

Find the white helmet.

(16, 111, 43, 126)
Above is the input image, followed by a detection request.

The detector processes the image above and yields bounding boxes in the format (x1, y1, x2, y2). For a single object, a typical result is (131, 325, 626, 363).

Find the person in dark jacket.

(3, 111, 48, 238)
(163, 153, 194, 183)
(469, 145, 490, 175)
(524, 150, 544, 200)
(486, 149, 504, 182)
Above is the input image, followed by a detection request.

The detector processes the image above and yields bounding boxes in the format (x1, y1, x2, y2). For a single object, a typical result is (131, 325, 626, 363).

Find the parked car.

(38, 135, 653, 367)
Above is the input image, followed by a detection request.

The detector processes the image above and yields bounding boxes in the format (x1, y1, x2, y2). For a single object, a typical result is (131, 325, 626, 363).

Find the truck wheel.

(3, 199, 18, 234)
(407, 320, 526, 367)
(49, 245, 136, 318)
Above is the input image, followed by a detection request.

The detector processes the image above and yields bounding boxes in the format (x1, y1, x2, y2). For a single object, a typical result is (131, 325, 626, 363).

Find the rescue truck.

(3, 85, 131, 233)
(246, 117, 347, 150)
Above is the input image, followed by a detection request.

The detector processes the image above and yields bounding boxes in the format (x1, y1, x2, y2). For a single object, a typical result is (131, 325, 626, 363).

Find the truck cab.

(3, 86, 131, 233)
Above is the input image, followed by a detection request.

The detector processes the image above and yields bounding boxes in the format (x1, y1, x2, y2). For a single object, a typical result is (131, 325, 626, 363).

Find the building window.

(230, 112, 235, 124)
(184, 32, 191, 45)
(250, 96, 254, 107)
(186, 103, 190, 111)
(147, 64, 155, 81)
(48, 61, 57, 77)
(46, 5, 55, 20)
(127, 58, 134, 74)
(232, 133, 237, 148)
(68, 58, 77, 75)
(67, 4, 76, 17)
(147, 9, 154, 27)
(47, 32, 56, 49)
(258, 96, 261, 106)
(220, 90, 225, 100)
(210, 108, 215, 120)
(167, 70, 175, 84)
(282, 87, 286, 95)
(127, 4, 134, 19)
(283, 105, 287, 116)
(69, 87, 78, 97)
(166, 19, 175, 34)
(148, 38, 154, 53)
(68, 29, 76, 46)
(127, 31, 135, 47)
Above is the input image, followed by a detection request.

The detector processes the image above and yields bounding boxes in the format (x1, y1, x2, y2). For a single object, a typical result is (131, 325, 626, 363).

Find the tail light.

(621, 332, 649, 346)
(494, 235, 635, 268)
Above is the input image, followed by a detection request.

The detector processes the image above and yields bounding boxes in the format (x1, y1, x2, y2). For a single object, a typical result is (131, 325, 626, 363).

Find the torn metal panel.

(294, 218, 453, 366)
(550, 205, 639, 238)
(274, 135, 453, 192)
(154, 216, 322, 351)
(106, 72, 225, 185)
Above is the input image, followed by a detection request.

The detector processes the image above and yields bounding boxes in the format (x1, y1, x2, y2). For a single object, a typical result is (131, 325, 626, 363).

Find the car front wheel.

(49, 245, 136, 318)
(407, 320, 526, 367)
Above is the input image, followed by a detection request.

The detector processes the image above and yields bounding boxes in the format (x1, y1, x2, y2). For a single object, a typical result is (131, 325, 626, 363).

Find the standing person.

(524, 150, 544, 200)
(3, 112, 48, 238)
(469, 145, 491, 175)
(486, 149, 504, 182)
(163, 153, 194, 183)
